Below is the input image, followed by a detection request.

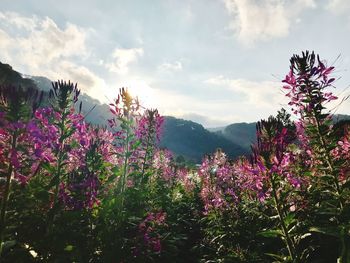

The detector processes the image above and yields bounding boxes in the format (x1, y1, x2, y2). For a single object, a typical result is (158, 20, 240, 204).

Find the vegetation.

(0, 51, 349, 262)
(160, 116, 247, 163)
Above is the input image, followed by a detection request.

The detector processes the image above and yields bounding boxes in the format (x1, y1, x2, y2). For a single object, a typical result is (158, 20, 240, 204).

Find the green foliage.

(1, 52, 350, 262)
(160, 116, 247, 163)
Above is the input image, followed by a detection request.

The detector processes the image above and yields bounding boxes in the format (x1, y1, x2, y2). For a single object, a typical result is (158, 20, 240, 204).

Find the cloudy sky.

(1, 0, 350, 127)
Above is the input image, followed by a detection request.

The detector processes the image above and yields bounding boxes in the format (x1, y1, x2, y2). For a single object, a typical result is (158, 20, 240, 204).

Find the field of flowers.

(0, 51, 349, 262)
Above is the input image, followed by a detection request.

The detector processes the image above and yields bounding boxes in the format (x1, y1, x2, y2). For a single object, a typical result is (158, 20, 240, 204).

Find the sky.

(1, 0, 350, 127)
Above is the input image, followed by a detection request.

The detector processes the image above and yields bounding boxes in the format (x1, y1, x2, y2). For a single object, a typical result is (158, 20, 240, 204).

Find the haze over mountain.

(160, 117, 247, 162)
(2, 3, 350, 127)
(210, 122, 257, 151)
(3, 60, 350, 164)
(3, 61, 349, 162)
(0, 62, 251, 162)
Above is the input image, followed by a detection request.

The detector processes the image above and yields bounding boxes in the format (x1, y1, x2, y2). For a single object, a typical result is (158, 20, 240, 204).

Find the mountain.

(207, 126, 226, 133)
(0, 62, 247, 162)
(213, 114, 350, 153)
(4, 62, 349, 163)
(160, 117, 247, 162)
(333, 114, 350, 122)
(0, 62, 114, 125)
(212, 122, 256, 152)
(29, 75, 114, 125)
(0, 62, 36, 88)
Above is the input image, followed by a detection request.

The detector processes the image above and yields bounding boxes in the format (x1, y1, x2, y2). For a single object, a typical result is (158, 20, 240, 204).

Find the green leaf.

(131, 140, 141, 150)
(342, 181, 350, 189)
(259, 229, 283, 238)
(299, 233, 312, 241)
(47, 175, 59, 189)
(34, 190, 50, 201)
(269, 215, 279, 220)
(284, 213, 296, 228)
(1, 240, 16, 252)
(265, 252, 288, 262)
(309, 226, 341, 238)
(112, 166, 120, 175)
(41, 162, 56, 173)
(64, 245, 74, 251)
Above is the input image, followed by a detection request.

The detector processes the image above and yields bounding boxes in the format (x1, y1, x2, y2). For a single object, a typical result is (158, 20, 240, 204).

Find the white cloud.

(0, 12, 38, 30)
(52, 61, 108, 100)
(178, 112, 232, 128)
(106, 48, 144, 74)
(0, 12, 110, 102)
(327, 0, 350, 14)
(205, 75, 288, 109)
(158, 61, 183, 72)
(223, 0, 316, 45)
(152, 85, 263, 126)
(184, 4, 195, 23)
(0, 12, 89, 71)
(0, 29, 11, 50)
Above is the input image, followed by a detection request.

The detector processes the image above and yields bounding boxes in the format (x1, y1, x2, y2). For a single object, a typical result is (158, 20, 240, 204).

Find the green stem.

(306, 86, 344, 209)
(55, 109, 68, 199)
(306, 87, 347, 262)
(52, 151, 64, 211)
(0, 132, 17, 260)
(313, 114, 343, 209)
(120, 120, 131, 208)
(339, 227, 350, 263)
(140, 123, 155, 184)
(46, 109, 67, 240)
(270, 173, 297, 262)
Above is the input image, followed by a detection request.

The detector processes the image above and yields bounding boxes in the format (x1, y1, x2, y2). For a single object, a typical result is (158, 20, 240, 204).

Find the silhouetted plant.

(0, 85, 43, 258)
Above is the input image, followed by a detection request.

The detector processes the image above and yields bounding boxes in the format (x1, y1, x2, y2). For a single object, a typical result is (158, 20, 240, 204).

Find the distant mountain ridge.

(0, 62, 247, 162)
(160, 117, 247, 162)
(212, 122, 257, 152)
(210, 114, 350, 154)
(29, 75, 114, 125)
(0, 62, 37, 88)
(0, 62, 114, 125)
(2, 61, 348, 162)
(333, 114, 350, 122)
